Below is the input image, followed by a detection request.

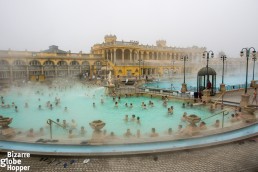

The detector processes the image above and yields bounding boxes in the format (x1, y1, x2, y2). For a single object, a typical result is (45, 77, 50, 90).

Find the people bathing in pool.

(131, 114, 136, 121)
(27, 128, 34, 137)
(70, 119, 77, 129)
(230, 114, 237, 123)
(214, 119, 220, 128)
(68, 129, 75, 138)
(124, 115, 129, 122)
(150, 128, 159, 137)
(177, 125, 183, 133)
(38, 127, 44, 136)
(136, 116, 141, 125)
(235, 113, 242, 121)
(114, 101, 118, 107)
(199, 121, 207, 130)
(168, 108, 173, 115)
(181, 112, 187, 121)
(124, 129, 132, 137)
(168, 128, 173, 135)
(163, 101, 167, 107)
(15, 106, 18, 112)
(80, 126, 86, 136)
(63, 120, 68, 128)
(56, 118, 60, 125)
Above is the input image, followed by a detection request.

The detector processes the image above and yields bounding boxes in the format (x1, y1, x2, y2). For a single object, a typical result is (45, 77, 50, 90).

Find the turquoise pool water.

(144, 74, 251, 91)
(0, 82, 228, 141)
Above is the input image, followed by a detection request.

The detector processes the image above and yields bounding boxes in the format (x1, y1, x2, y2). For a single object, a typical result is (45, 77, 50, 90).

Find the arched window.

(29, 60, 41, 66)
(13, 60, 26, 66)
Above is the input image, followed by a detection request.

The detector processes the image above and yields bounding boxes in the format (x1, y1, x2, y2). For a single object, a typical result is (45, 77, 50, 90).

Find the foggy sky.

(0, 0, 257, 57)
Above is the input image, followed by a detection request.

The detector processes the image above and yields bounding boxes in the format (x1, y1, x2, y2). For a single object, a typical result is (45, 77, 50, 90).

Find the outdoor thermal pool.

(0, 80, 240, 144)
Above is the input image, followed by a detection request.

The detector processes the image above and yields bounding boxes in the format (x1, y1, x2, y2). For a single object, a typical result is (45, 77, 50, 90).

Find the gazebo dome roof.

(197, 67, 216, 76)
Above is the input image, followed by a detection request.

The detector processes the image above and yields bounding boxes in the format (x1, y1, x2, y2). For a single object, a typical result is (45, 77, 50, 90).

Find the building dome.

(197, 67, 216, 76)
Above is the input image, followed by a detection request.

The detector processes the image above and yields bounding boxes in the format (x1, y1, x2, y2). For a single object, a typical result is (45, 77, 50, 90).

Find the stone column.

(135, 51, 138, 61)
(113, 48, 117, 64)
(79, 65, 82, 73)
(122, 49, 125, 63)
(110, 50, 113, 63)
(181, 83, 187, 93)
(220, 83, 226, 92)
(129, 49, 132, 62)
(106, 51, 109, 61)
(140, 51, 143, 60)
(146, 52, 149, 60)
(10, 66, 13, 82)
(67, 65, 70, 76)
(102, 50, 105, 59)
(41, 66, 44, 75)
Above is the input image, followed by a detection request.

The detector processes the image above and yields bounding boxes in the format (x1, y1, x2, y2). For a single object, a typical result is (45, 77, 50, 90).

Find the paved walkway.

(1, 137, 258, 172)
(213, 88, 257, 105)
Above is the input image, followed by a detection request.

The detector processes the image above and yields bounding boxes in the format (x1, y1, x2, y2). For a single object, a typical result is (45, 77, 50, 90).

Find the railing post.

(222, 111, 225, 128)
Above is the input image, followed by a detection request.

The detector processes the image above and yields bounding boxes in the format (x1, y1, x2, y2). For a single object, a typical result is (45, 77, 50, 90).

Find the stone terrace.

(1, 137, 258, 172)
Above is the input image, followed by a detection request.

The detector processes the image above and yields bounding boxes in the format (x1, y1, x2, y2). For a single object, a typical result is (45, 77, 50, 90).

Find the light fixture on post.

(180, 55, 188, 93)
(220, 54, 227, 108)
(202, 51, 214, 87)
(251, 54, 257, 87)
(202, 50, 214, 103)
(220, 55, 227, 93)
(240, 47, 256, 107)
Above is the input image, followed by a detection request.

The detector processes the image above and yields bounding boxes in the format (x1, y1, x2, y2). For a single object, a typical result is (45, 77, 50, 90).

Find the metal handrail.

(46, 119, 67, 140)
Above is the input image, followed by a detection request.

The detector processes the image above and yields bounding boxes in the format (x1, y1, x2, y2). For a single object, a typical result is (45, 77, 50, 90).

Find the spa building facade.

(0, 35, 241, 84)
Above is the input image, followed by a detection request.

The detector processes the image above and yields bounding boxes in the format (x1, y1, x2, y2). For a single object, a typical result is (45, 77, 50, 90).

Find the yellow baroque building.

(0, 35, 206, 84)
(92, 35, 206, 77)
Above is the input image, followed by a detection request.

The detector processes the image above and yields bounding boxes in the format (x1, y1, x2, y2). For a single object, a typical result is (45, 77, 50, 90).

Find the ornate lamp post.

(203, 50, 214, 87)
(240, 47, 256, 107)
(220, 55, 227, 92)
(202, 50, 214, 103)
(181, 55, 188, 93)
(252, 53, 257, 84)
